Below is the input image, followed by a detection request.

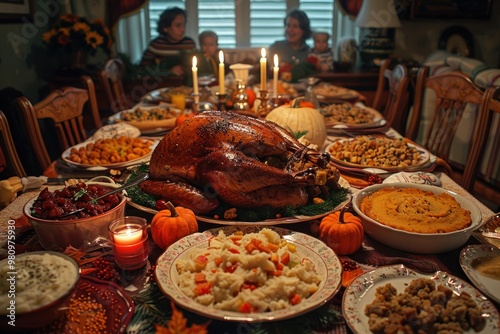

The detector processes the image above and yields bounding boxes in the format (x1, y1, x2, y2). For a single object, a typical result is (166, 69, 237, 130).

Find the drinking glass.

(108, 216, 148, 270)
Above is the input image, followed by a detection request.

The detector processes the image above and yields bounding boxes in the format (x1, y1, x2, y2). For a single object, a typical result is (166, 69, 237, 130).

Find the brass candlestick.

(233, 79, 250, 112)
(192, 93, 200, 114)
(215, 92, 227, 111)
(257, 89, 272, 117)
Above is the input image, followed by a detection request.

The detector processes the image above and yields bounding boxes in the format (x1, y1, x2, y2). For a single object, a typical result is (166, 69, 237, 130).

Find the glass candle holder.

(108, 216, 149, 270)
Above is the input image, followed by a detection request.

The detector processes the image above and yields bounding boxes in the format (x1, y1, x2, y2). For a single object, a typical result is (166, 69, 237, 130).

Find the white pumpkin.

(265, 98, 327, 148)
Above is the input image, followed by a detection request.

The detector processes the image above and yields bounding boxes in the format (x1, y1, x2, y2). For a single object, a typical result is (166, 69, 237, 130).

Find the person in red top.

(139, 7, 196, 80)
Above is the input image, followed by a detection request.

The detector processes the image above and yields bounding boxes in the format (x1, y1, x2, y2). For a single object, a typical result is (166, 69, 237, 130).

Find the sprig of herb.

(74, 188, 87, 201)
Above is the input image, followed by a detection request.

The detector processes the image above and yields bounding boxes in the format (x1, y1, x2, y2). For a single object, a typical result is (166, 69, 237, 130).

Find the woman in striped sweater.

(139, 7, 196, 81)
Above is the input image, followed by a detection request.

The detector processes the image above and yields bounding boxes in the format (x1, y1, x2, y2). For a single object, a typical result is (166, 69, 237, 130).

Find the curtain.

(106, 0, 149, 28)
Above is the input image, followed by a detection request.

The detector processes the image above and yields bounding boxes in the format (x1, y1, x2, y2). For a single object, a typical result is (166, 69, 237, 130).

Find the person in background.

(269, 9, 312, 82)
(269, 9, 311, 67)
(195, 30, 233, 89)
(198, 30, 219, 77)
(308, 31, 334, 72)
(139, 7, 196, 81)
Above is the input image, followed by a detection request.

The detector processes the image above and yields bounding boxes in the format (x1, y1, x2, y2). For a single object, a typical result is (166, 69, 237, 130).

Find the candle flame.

(219, 50, 224, 63)
(261, 48, 266, 58)
(274, 54, 279, 67)
(192, 56, 197, 67)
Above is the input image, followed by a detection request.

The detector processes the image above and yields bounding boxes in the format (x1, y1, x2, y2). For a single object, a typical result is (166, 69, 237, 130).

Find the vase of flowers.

(42, 14, 113, 69)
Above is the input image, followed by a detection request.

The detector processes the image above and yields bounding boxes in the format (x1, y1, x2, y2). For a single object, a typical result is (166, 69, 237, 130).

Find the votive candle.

(273, 54, 279, 97)
(109, 217, 148, 270)
(219, 50, 225, 95)
(192, 56, 199, 95)
(260, 48, 267, 91)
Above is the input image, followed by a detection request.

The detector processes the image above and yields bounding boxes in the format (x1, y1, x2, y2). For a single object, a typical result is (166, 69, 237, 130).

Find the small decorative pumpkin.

(265, 97, 327, 147)
(319, 206, 364, 255)
(151, 201, 198, 250)
(175, 113, 195, 126)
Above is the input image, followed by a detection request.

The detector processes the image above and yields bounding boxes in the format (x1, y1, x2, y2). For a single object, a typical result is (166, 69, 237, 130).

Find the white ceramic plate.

(127, 196, 350, 225)
(314, 83, 359, 101)
(352, 183, 482, 254)
(460, 244, 500, 304)
(155, 225, 342, 322)
(323, 104, 386, 130)
(343, 264, 500, 334)
(325, 138, 431, 173)
(108, 105, 180, 135)
(141, 88, 171, 103)
(126, 178, 350, 225)
(474, 213, 500, 248)
(61, 138, 158, 170)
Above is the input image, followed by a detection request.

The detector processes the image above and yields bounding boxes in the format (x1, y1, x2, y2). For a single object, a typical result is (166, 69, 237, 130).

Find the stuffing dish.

(365, 278, 486, 333)
(323, 103, 378, 125)
(327, 136, 426, 170)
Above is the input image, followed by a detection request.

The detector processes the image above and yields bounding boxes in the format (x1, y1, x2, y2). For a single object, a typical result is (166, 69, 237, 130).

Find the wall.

(395, 2, 500, 68)
(1, 2, 499, 102)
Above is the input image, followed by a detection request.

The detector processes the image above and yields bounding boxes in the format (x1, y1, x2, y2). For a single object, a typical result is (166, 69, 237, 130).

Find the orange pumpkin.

(227, 87, 256, 108)
(175, 113, 195, 126)
(282, 100, 316, 109)
(151, 202, 198, 250)
(319, 207, 364, 255)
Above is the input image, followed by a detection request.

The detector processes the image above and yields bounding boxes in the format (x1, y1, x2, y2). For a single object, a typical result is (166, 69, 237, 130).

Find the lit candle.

(273, 54, 279, 98)
(109, 217, 148, 270)
(219, 50, 225, 95)
(113, 224, 143, 258)
(192, 56, 199, 95)
(260, 48, 267, 91)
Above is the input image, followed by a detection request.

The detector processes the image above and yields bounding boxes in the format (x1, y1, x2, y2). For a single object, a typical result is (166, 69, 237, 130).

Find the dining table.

(1, 87, 499, 334)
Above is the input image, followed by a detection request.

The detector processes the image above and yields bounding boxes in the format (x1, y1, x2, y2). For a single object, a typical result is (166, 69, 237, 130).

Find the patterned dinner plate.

(155, 225, 343, 322)
(460, 244, 500, 304)
(323, 103, 386, 130)
(325, 137, 431, 173)
(61, 138, 158, 170)
(343, 264, 499, 334)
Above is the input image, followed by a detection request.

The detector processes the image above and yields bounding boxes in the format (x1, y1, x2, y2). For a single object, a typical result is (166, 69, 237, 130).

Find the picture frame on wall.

(410, 0, 492, 19)
(0, 0, 34, 21)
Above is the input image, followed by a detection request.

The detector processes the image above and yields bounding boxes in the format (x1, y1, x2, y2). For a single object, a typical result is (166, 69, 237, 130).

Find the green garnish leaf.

(74, 188, 87, 201)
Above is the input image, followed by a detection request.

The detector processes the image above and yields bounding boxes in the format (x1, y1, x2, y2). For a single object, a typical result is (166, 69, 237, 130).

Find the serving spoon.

(60, 173, 149, 218)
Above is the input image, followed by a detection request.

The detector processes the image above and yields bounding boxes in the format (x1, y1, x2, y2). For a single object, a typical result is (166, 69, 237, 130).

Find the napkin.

(348, 235, 449, 273)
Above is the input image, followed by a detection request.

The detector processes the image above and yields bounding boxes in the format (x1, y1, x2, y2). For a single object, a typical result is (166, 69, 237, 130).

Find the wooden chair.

(14, 87, 94, 172)
(407, 70, 491, 193)
(100, 58, 133, 113)
(372, 59, 411, 134)
(80, 75, 102, 130)
(0, 110, 26, 177)
(467, 87, 500, 209)
(47, 75, 102, 131)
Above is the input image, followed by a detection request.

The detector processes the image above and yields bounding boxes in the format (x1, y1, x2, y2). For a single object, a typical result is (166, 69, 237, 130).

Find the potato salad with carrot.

(175, 228, 321, 313)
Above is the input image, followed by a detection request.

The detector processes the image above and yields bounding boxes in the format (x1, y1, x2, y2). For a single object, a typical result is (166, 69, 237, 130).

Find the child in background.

(308, 31, 334, 72)
(197, 30, 232, 88)
(139, 7, 196, 79)
(198, 30, 219, 77)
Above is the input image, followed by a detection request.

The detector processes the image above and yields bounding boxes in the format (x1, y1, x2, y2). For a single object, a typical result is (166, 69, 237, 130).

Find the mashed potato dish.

(0, 252, 79, 313)
(175, 228, 322, 313)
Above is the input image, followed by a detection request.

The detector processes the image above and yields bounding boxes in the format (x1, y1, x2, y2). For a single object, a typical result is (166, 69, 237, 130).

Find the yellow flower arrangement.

(42, 14, 112, 56)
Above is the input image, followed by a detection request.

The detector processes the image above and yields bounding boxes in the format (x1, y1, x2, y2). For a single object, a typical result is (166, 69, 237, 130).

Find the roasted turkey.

(140, 111, 340, 214)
